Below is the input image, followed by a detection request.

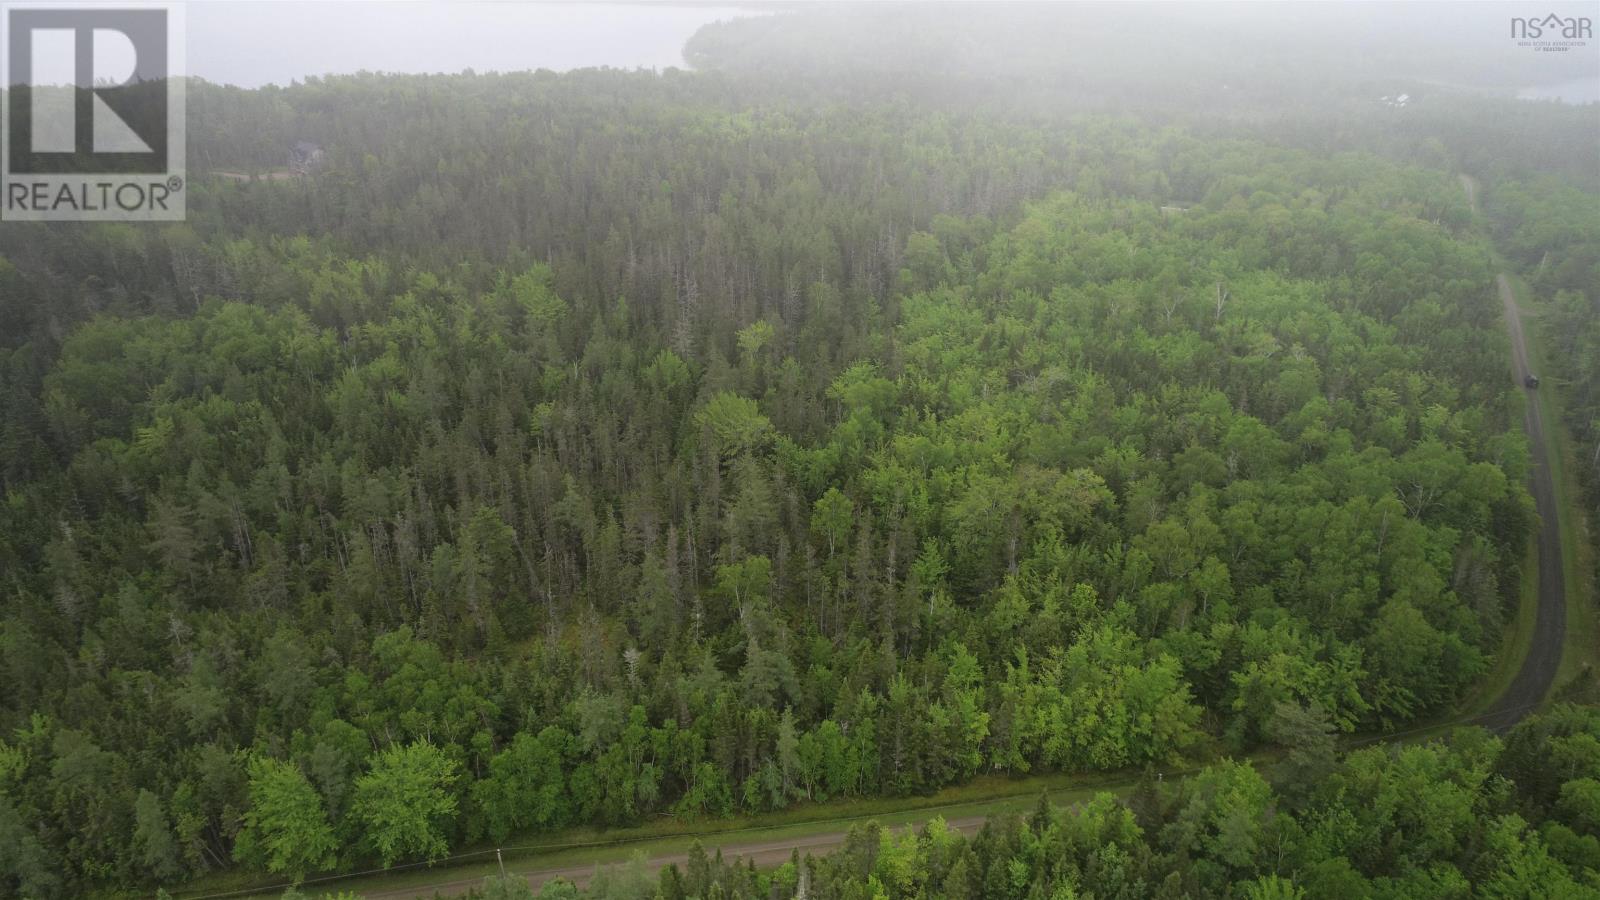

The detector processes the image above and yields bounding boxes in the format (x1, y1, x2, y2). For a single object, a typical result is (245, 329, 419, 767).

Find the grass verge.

(1454, 536, 1540, 719)
(1504, 272, 1598, 691)
(174, 765, 1196, 900)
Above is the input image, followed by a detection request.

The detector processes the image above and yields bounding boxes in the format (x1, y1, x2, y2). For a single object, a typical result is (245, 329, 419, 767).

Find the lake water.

(1517, 77, 1600, 104)
(188, 2, 763, 88)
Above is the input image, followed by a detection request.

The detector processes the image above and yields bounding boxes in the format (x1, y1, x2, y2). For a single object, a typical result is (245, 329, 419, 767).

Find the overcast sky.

(187, 2, 763, 87)
(179, 1, 1598, 94)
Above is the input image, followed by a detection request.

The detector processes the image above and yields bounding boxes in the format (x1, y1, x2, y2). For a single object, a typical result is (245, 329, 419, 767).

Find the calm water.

(188, 2, 762, 88)
(1517, 77, 1600, 104)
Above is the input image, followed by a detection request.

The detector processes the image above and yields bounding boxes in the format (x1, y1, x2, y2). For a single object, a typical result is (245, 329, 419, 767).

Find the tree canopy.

(0, 7, 1594, 898)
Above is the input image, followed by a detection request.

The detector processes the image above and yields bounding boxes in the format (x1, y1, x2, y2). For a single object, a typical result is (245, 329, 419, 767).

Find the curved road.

(262, 185, 1572, 900)
(1473, 272, 1566, 731)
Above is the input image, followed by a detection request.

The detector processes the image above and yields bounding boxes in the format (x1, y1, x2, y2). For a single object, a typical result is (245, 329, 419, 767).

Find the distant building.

(288, 141, 326, 175)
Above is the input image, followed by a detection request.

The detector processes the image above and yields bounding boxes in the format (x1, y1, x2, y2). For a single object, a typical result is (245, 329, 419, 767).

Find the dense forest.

(0, 5, 1596, 899)
(477, 704, 1600, 899)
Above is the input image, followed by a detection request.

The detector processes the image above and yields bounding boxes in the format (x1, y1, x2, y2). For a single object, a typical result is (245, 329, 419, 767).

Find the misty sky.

(188, 2, 763, 87)
(181, 2, 1598, 96)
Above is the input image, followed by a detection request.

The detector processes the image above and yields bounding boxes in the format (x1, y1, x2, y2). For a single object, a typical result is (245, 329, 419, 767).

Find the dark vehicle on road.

(1526, 374, 1540, 388)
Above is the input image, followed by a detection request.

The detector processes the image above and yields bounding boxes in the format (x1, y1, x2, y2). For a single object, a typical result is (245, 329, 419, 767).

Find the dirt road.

(1472, 273, 1567, 731)
(213, 171, 299, 182)
(363, 815, 996, 898)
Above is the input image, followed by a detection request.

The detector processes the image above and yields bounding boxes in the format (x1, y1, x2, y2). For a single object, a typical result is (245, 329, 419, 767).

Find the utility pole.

(497, 848, 507, 879)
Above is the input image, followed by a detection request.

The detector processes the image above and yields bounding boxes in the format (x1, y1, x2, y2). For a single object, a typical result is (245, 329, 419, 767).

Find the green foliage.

(0, 18, 1586, 896)
(695, 392, 773, 458)
(351, 743, 460, 867)
(474, 727, 573, 842)
(235, 757, 339, 880)
(133, 789, 182, 882)
(627, 710, 1600, 898)
(1501, 177, 1600, 597)
(478, 874, 537, 900)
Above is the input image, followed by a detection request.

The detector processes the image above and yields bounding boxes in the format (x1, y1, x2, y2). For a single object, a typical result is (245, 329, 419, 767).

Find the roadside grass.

(1463, 179, 1590, 710)
(1504, 272, 1599, 692)
(175, 744, 1304, 900)
(176, 766, 1185, 900)
(1400, 226, 1548, 731)
(1469, 172, 1594, 703)
(210, 170, 300, 183)
(1453, 537, 1540, 719)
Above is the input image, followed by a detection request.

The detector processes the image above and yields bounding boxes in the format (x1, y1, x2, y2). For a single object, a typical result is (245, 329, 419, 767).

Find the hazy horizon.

(183, 1, 1599, 100)
(189, 1, 768, 87)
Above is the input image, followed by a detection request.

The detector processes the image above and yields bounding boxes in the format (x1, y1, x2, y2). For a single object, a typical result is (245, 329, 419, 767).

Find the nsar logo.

(1509, 12, 1593, 53)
